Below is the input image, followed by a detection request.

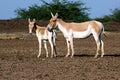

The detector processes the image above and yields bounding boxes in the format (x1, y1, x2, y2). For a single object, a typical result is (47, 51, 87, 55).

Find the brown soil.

(0, 20, 120, 80)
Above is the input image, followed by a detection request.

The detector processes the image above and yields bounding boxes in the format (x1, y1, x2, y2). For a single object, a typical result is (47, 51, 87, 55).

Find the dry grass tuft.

(0, 36, 20, 40)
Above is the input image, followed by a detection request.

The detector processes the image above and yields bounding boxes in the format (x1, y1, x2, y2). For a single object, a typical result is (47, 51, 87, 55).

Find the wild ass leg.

(53, 37, 57, 57)
(97, 34, 104, 58)
(95, 41, 100, 58)
(93, 32, 105, 58)
(48, 38, 54, 58)
(93, 33, 101, 58)
(37, 39, 42, 58)
(65, 39, 70, 57)
(70, 38, 74, 58)
(43, 40, 49, 57)
(101, 40, 104, 57)
(98, 34, 104, 57)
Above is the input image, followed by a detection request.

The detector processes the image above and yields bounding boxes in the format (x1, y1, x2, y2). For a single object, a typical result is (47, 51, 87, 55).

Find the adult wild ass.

(28, 19, 57, 58)
(47, 13, 105, 58)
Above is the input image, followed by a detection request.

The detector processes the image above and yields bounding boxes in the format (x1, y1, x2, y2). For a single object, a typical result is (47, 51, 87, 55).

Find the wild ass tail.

(101, 23, 107, 38)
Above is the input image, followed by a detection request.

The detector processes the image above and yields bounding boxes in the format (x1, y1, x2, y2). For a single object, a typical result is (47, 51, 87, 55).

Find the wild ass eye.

(53, 20, 56, 22)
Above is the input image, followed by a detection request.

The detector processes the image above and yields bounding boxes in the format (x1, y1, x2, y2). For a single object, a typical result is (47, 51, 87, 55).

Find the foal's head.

(28, 18, 36, 34)
(47, 13, 58, 30)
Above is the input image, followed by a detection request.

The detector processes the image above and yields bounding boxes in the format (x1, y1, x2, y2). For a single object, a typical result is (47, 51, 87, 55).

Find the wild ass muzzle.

(28, 18, 57, 58)
(47, 13, 105, 58)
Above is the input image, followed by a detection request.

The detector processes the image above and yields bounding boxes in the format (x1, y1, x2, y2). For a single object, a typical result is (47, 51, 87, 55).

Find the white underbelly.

(73, 31, 91, 38)
(62, 24, 92, 39)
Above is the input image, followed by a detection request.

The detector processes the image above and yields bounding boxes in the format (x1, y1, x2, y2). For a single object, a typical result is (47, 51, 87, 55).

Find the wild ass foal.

(28, 19, 57, 58)
(47, 13, 105, 58)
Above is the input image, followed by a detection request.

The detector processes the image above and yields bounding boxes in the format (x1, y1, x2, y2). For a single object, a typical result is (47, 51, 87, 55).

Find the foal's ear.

(28, 18, 31, 22)
(33, 18, 36, 22)
(51, 12, 54, 18)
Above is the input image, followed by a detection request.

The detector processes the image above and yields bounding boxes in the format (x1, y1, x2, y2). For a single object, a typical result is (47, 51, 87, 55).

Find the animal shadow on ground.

(74, 53, 120, 58)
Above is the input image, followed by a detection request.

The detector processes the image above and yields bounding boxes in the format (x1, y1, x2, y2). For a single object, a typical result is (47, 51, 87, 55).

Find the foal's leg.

(65, 39, 70, 57)
(43, 40, 49, 57)
(37, 39, 42, 58)
(48, 38, 54, 58)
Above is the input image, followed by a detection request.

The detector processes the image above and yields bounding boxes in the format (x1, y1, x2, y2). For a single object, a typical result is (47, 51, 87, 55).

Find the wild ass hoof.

(65, 54, 70, 57)
(101, 55, 104, 58)
(46, 55, 49, 58)
(70, 55, 74, 58)
(37, 54, 41, 58)
(94, 55, 98, 58)
(54, 54, 57, 57)
(65, 55, 68, 58)
(50, 56, 53, 58)
(37, 55, 40, 58)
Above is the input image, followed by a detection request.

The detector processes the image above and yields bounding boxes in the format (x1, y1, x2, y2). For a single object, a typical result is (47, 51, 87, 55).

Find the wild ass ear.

(33, 18, 36, 22)
(28, 18, 31, 22)
(51, 12, 54, 18)
(55, 13, 58, 18)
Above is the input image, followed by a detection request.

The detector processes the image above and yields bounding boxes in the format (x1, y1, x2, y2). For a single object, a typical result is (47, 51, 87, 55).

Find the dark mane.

(33, 22, 37, 33)
(34, 22, 37, 30)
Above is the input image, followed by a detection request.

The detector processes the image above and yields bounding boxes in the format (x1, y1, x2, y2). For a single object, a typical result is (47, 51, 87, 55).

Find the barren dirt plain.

(0, 20, 120, 80)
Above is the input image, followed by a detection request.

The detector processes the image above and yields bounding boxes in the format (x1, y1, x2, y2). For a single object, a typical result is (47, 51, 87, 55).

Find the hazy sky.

(0, 0, 120, 19)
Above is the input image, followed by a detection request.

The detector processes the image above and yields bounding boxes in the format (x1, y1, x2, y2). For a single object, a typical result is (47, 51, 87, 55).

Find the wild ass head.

(47, 13, 58, 30)
(28, 18, 36, 34)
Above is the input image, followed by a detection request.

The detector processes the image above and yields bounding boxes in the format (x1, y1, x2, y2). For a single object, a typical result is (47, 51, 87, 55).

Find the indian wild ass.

(28, 19, 57, 58)
(47, 13, 105, 58)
